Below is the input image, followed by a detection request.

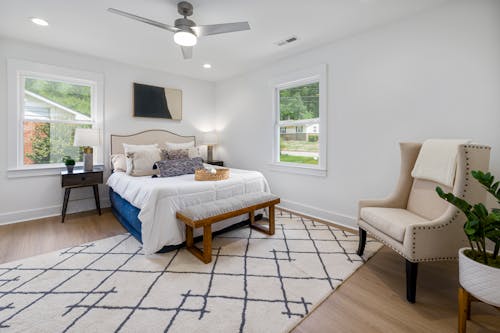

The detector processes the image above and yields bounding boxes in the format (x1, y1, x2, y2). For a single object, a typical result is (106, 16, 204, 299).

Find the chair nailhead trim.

(409, 145, 488, 261)
(361, 145, 490, 262)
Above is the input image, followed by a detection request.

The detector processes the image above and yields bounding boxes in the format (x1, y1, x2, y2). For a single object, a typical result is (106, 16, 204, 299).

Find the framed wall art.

(133, 82, 182, 120)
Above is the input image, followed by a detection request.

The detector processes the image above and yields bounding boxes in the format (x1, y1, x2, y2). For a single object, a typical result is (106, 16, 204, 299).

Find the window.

(23, 77, 93, 165)
(271, 65, 327, 176)
(7, 60, 103, 177)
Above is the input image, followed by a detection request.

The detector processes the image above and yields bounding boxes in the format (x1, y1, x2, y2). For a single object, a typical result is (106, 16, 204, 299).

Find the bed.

(107, 129, 270, 254)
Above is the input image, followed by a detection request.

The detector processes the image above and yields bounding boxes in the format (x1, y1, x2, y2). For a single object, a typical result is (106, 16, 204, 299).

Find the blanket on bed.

(107, 168, 270, 254)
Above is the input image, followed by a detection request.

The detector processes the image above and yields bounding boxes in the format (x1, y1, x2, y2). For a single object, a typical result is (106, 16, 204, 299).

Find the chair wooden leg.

(249, 210, 255, 225)
(458, 286, 471, 333)
(406, 260, 418, 303)
(357, 228, 367, 256)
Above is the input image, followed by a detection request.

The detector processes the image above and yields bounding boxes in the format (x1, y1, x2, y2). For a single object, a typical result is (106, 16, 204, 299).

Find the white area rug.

(0, 211, 381, 333)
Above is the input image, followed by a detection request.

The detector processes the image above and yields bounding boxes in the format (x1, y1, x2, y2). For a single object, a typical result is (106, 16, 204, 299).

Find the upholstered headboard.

(110, 129, 196, 154)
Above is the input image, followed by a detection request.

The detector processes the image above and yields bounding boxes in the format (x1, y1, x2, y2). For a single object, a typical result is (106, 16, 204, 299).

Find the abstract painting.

(133, 82, 182, 120)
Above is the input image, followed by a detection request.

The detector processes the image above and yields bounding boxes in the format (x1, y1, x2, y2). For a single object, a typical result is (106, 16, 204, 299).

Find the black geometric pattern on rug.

(0, 210, 380, 333)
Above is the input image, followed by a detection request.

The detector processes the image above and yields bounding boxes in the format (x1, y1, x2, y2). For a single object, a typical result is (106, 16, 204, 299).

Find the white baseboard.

(0, 197, 111, 225)
(277, 199, 357, 230)
(0, 196, 355, 231)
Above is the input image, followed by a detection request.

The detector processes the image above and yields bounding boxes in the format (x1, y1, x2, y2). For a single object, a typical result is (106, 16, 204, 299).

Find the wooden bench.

(176, 193, 280, 263)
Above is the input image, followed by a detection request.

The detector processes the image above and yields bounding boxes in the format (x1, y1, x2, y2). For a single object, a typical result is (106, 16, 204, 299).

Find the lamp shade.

(202, 132, 218, 145)
(74, 128, 101, 147)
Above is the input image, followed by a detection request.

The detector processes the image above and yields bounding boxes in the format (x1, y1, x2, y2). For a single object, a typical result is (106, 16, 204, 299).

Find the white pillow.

(111, 154, 127, 172)
(187, 147, 202, 159)
(123, 143, 159, 153)
(122, 143, 161, 176)
(165, 141, 195, 151)
(126, 150, 161, 176)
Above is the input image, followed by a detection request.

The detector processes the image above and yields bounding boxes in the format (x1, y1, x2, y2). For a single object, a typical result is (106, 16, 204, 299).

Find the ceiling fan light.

(174, 31, 197, 46)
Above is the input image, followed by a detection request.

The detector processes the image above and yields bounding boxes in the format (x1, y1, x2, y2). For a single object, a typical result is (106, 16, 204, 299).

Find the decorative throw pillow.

(165, 141, 195, 151)
(155, 157, 204, 178)
(111, 154, 127, 172)
(125, 150, 161, 176)
(167, 149, 190, 160)
(160, 148, 201, 160)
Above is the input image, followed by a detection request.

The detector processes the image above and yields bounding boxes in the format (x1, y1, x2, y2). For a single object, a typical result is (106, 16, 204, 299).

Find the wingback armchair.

(357, 142, 491, 303)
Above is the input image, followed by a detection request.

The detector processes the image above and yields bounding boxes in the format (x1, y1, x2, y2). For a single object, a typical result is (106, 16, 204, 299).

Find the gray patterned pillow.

(160, 148, 190, 160)
(154, 157, 204, 178)
(168, 149, 190, 160)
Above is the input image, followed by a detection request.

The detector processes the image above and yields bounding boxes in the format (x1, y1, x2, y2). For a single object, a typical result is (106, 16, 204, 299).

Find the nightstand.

(61, 168, 103, 223)
(206, 160, 224, 167)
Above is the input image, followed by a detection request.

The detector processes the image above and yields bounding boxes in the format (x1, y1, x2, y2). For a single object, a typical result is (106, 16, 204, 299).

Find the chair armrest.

(402, 207, 467, 261)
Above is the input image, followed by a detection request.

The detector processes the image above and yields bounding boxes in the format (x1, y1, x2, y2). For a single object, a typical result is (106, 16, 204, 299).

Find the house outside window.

(23, 78, 93, 165)
(7, 60, 103, 177)
(271, 65, 327, 176)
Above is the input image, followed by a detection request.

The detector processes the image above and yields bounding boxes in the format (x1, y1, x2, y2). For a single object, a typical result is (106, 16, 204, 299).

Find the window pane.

(24, 78, 91, 122)
(23, 121, 90, 165)
(279, 123, 319, 165)
(279, 82, 319, 121)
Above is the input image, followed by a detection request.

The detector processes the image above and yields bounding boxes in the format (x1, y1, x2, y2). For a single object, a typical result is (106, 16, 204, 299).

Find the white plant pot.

(459, 248, 500, 307)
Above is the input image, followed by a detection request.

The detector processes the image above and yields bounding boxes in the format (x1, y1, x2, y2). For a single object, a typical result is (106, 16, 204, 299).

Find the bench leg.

(186, 225, 194, 248)
(250, 205, 275, 236)
(269, 204, 275, 235)
(185, 224, 212, 264)
(203, 225, 212, 263)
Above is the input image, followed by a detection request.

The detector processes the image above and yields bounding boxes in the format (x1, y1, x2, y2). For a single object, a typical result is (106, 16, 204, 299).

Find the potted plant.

(436, 170, 500, 307)
(63, 156, 76, 173)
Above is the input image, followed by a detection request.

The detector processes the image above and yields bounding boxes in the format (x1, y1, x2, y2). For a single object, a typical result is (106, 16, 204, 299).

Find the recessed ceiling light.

(203, 64, 212, 69)
(30, 17, 49, 26)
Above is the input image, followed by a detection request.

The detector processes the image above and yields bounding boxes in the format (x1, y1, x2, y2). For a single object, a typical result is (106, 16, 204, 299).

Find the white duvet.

(107, 167, 270, 254)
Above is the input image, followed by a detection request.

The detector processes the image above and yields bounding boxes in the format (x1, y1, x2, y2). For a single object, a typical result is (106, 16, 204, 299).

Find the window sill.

(267, 162, 327, 177)
(7, 164, 104, 178)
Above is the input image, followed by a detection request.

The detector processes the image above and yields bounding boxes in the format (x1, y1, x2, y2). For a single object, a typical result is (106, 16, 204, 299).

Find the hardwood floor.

(0, 210, 499, 332)
(292, 247, 500, 333)
(0, 209, 125, 264)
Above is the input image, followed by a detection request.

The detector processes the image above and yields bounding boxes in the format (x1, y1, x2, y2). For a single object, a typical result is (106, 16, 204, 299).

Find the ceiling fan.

(108, 1, 250, 60)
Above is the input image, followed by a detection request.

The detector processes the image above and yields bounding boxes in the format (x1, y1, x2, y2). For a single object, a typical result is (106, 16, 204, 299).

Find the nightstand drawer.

(206, 160, 224, 167)
(62, 172, 103, 187)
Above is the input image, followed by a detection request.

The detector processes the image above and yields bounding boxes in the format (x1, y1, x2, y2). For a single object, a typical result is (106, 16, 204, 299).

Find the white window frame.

(269, 64, 327, 177)
(7, 59, 104, 178)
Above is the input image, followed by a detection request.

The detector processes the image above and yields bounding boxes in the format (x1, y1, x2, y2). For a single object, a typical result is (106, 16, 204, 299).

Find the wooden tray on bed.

(195, 168, 230, 181)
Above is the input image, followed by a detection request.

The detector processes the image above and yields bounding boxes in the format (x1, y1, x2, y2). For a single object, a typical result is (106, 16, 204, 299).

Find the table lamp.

(203, 131, 218, 162)
(74, 128, 101, 171)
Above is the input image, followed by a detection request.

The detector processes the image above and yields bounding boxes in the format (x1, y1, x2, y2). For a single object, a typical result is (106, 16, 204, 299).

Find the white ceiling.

(0, 0, 448, 82)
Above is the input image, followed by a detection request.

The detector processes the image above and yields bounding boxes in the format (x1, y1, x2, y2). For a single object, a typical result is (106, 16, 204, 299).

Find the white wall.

(0, 38, 216, 224)
(215, 0, 500, 228)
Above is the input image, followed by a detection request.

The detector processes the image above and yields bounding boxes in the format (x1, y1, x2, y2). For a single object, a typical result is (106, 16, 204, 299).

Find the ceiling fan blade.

(107, 8, 179, 33)
(192, 22, 250, 37)
(181, 46, 193, 59)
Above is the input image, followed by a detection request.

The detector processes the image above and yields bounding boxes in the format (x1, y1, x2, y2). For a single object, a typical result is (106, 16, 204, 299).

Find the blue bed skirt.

(109, 188, 260, 253)
(109, 188, 142, 242)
